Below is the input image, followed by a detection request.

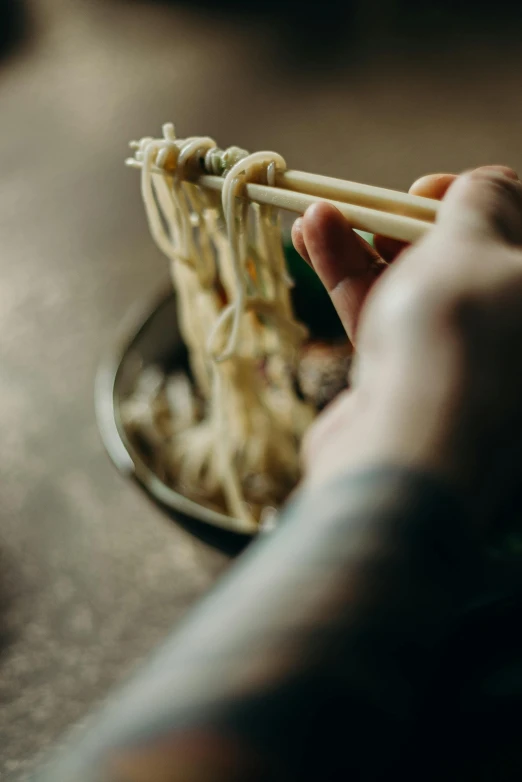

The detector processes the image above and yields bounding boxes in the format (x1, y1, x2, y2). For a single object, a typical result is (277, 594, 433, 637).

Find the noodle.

(125, 124, 315, 524)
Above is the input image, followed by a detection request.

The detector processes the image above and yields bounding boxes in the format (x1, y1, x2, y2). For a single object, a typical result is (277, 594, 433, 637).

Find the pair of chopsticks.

(127, 157, 439, 244)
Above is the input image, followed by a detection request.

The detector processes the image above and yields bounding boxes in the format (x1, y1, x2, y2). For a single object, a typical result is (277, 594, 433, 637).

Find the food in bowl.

(124, 125, 352, 525)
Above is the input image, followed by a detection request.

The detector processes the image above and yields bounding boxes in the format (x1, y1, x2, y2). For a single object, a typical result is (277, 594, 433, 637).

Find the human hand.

(292, 166, 522, 523)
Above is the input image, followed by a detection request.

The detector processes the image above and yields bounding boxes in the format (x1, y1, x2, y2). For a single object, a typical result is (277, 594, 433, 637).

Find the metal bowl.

(95, 284, 261, 544)
(94, 237, 350, 545)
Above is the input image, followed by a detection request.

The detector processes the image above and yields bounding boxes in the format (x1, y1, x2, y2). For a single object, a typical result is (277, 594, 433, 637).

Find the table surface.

(1, 2, 522, 778)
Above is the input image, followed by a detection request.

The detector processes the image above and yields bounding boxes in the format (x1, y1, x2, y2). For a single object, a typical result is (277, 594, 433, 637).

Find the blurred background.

(1, 0, 522, 777)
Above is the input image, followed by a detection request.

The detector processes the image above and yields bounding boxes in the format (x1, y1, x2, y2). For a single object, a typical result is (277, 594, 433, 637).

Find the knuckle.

(373, 265, 439, 328)
(458, 172, 522, 236)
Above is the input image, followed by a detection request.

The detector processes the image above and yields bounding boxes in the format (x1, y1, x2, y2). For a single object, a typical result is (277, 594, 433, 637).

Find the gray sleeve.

(34, 468, 481, 782)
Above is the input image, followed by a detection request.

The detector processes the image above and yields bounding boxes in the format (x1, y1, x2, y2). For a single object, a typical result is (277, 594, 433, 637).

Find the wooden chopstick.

(126, 158, 436, 244)
(198, 174, 430, 243)
(278, 170, 438, 224)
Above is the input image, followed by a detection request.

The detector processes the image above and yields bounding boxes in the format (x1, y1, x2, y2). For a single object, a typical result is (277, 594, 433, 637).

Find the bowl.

(94, 239, 349, 545)
(95, 285, 262, 551)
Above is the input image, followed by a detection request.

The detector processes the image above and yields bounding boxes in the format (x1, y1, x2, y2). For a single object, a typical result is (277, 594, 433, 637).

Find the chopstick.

(277, 170, 438, 224)
(198, 174, 430, 243)
(126, 159, 437, 244)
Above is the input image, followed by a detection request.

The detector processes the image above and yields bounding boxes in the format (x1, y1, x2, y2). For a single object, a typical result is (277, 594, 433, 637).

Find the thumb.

(437, 167, 522, 245)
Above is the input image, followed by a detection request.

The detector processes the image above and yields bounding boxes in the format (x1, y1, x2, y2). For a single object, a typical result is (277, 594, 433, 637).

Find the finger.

(292, 214, 378, 269)
(438, 168, 522, 245)
(291, 218, 311, 265)
(300, 202, 382, 341)
(411, 167, 517, 198)
(411, 172, 458, 199)
(374, 173, 458, 262)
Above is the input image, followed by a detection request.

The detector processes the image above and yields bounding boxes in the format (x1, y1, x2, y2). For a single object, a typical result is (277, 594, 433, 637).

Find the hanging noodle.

(123, 124, 318, 525)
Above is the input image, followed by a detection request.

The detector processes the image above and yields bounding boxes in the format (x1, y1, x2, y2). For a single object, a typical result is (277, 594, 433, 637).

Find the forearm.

(35, 468, 481, 782)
